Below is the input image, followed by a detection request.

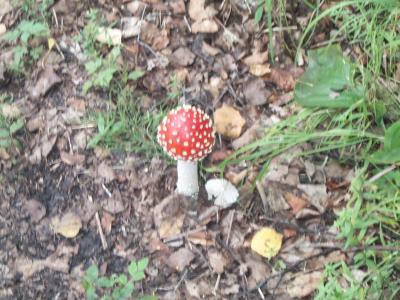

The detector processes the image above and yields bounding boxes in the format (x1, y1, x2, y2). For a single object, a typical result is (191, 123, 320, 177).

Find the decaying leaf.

(121, 17, 141, 38)
(243, 78, 271, 106)
(192, 19, 219, 34)
(96, 27, 122, 45)
(60, 151, 85, 166)
(51, 212, 82, 238)
(158, 213, 184, 239)
(251, 227, 283, 259)
(286, 271, 323, 298)
(0, 24, 6, 36)
(284, 192, 309, 214)
(97, 161, 115, 182)
(30, 66, 62, 100)
(205, 178, 239, 209)
(249, 64, 271, 76)
(188, 0, 217, 21)
(23, 199, 46, 223)
(166, 247, 195, 272)
(172, 47, 196, 67)
(208, 249, 227, 274)
(214, 105, 246, 139)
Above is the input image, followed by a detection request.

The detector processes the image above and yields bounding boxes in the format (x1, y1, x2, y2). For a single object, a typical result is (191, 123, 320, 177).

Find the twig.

(174, 269, 187, 291)
(255, 180, 268, 215)
(101, 183, 112, 198)
(163, 226, 207, 244)
(213, 274, 221, 296)
(225, 211, 235, 245)
(367, 164, 399, 184)
(88, 195, 108, 250)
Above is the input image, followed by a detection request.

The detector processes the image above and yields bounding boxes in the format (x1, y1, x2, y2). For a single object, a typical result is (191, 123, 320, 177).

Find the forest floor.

(0, 0, 399, 299)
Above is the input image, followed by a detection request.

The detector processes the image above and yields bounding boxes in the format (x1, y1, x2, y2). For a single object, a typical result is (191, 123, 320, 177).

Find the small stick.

(174, 269, 187, 291)
(163, 226, 207, 243)
(183, 15, 192, 33)
(367, 164, 399, 184)
(89, 195, 108, 250)
(257, 288, 265, 300)
(101, 183, 112, 198)
(225, 211, 235, 245)
(255, 180, 268, 214)
(213, 274, 221, 295)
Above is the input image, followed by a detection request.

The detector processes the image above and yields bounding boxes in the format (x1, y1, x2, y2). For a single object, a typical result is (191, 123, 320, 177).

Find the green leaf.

(115, 282, 134, 299)
(85, 58, 103, 75)
(294, 45, 364, 108)
(370, 121, 400, 164)
(128, 261, 138, 277)
(85, 265, 99, 282)
(0, 129, 9, 139)
(131, 271, 145, 281)
(0, 138, 11, 148)
(9, 119, 24, 135)
(97, 115, 106, 134)
(137, 257, 149, 271)
(128, 70, 145, 81)
(96, 276, 115, 288)
(383, 121, 400, 151)
(115, 274, 128, 285)
(86, 286, 98, 300)
(255, 1, 264, 24)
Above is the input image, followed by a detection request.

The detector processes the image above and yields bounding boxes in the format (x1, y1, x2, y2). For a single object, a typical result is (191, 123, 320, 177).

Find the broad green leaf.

(116, 274, 128, 285)
(97, 115, 106, 134)
(117, 282, 134, 299)
(0, 129, 9, 138)
(137, 257, 149, 271)
(383, 121, 400, 151)
(86, 286, 97, 300)
(85, 58, 102, 75)
(294, 45, 364, 108)
(128, 261, 138, 277)
(131, 270, 145, 281)
(128, 70, 145, 81)
(96, 276, 114, 288)
(85, 265, 99, 282)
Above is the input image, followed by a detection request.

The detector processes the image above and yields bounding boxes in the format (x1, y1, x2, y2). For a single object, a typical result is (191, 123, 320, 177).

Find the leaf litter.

(0, 0, 370, 299)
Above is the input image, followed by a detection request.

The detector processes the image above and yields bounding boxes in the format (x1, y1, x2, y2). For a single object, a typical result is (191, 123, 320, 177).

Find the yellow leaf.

(249, 64, 271, 76)
(48, 38, 56, 50)
(251, 227, 283, 259)
(51, 212, 82, 238)
(214, 105, 246, 139)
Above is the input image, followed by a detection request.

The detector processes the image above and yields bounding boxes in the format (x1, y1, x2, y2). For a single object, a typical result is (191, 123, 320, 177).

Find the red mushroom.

(157, 105, 215, 198)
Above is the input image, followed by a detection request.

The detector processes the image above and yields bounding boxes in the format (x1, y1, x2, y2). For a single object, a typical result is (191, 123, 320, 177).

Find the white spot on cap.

(183, 141, 189, 147)
(182, 151, 188, 156)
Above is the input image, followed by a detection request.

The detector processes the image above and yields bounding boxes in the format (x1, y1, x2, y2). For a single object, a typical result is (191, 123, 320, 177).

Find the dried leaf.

(60, 151, 85, 166)
(286, 271, 323, 298)
(243, 78, 271, 106)
(97, 162, 115, 182)
(251, 227, 283, 259)
(188, 0, 217, 21)
(172, 47, 196, 67)
(192, 19, 219, 34)
(0, 24, 6, 37)
(249, 64, 271, 76)
(30, 66, 62, 99)
(51, 212, 82, 238)
(243, 51, 268, 66)
(284, 192, 308, 214)
(208, 249, 227, 273)
(0, 0, 12, 17)
(121, 17, 141, 38)
(158, 214, 184, 239)
(96, 27, 122, 45)
(23, 199, 46, 223)
(298, 184, 329, 213)
(166, 247, 195, 272)
(214, 105, 246, 139)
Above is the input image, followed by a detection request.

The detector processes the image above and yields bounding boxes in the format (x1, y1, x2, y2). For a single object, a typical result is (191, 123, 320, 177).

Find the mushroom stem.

(176, 160, 199, 198)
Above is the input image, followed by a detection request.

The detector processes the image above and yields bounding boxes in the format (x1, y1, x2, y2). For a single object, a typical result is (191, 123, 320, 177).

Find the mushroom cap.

(157, 105, 215, 161)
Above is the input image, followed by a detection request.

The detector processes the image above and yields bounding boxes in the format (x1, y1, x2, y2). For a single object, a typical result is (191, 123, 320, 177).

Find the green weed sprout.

(83, 258, 156, 300)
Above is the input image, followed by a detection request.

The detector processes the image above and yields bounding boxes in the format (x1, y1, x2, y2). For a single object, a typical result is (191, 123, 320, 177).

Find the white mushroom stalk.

(176, 160, 199, 197)
(157, 105, 215, 199)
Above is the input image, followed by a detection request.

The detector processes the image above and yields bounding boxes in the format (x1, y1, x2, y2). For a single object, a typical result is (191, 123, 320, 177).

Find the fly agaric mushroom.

(157, 105, 215, 198)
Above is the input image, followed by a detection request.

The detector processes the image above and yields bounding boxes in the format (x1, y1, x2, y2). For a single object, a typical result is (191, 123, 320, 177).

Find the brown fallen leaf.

(101, 211, 115, 235)
(298, 184, 329, 213)
(214, 105, 246, 139)
(269, 67, 303, 92)
(169, 0, 185, 14)
(243, 78, 271, 106)
(97, 161, 115, 182)
(0, 148, 10, 160)
(0, 24, 6, 36)
(232, 122, 262, 150)
(60, 151, 85, 166)
(158, 213, 184, 239)
(188, 0, 217, 21)
(51, 212, 82, 238)
(67, 98, 86, 113)
(102, 190, 125, 214)
(23, 199, 46, 223)
(171, 47, 196, 67)
(121, 17, 141, 38)
(192, 19, 219, 34)
(249, 64, 271, 76)
(0, 0, 12, 17)
(166, 247, 195, 272)
(96, 27, 122, 45)
(286, 271, 323, 298)
(242, 51, 269, 66)
(284, 192, 309, 214)
(30, 66, 62, 100)
(208, 249, 227, 273)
